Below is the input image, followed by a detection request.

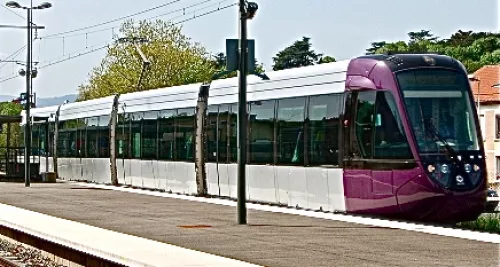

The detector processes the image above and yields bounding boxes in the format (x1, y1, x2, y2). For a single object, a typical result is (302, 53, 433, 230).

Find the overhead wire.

(39, 0, 182, 39)
(1, 5, 26, 20)
(38, 44, 111, 69)
(0, 2, 237, 85)
(0, 45, 27, 71)
(39, 0, 222, 40)
(38, 1, 237, 66)
(36, 0, 236, 66)
(1, 5, 39, 26)
(172, 1, 236, 25)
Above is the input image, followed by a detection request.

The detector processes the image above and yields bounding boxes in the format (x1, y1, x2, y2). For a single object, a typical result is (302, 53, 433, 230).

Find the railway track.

(0, 238, 65, 267)
(0, 251, 23, 267)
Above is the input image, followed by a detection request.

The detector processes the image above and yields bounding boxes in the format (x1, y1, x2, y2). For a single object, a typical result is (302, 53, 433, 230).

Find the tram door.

(343, 90, 405, 213)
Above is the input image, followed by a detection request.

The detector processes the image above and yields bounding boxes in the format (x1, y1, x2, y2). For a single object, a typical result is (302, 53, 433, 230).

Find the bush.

(457, 213, 500, 234)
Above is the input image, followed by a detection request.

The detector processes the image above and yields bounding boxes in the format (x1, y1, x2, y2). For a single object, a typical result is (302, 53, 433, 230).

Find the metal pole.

(24, 7, 31, 187)
(237, 0, 248, 225)
(45, 120, 49, 174)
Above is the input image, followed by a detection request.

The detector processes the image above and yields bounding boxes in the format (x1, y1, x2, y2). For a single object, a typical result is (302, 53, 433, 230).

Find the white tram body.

(26, 60, 349, 212)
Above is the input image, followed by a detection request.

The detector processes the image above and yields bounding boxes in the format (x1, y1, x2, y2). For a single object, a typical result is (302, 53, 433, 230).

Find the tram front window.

(398, 69, 479, 154)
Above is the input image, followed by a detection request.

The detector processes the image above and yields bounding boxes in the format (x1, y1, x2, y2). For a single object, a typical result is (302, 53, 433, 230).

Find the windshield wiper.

(423, 119, 459, 162)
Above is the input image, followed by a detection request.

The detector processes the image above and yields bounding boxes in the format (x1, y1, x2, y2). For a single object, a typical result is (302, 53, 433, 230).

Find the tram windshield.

(397, 69, 480, 154)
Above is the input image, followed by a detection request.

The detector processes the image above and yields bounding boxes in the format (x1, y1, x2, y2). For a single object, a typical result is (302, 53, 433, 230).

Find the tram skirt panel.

(247, 165, 278, 204)
(305, 168, 330, 211)
(327, 168, 346, 212)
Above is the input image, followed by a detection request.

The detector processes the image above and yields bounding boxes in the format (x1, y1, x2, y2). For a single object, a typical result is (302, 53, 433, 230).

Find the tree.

(272, 37, 325, 71)
(209, 52, 265, 79)
(0, 102, 23, 156)
(407, 30, 438, 45)
(364, 30, 500, 73)
(77, 19, 217, 101)
(366, 41, 387, 55)
(318, 56, 336, 64)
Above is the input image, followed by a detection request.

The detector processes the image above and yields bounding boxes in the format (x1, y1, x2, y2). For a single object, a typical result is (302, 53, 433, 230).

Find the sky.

(0, 0, 498, 98)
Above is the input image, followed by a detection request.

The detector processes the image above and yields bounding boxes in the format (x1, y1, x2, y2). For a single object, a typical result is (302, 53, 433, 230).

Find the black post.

(45, 119, 49, 174)
(6, 122, 10, 175)
(24, 6, 32, 187)
(237, 0, 248, 225)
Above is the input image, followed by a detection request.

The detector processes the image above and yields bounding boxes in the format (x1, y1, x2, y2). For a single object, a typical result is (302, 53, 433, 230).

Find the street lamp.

(5, 1, 21, 8)
(7, 1, 51, 9)
(6, 1, 52, 187)
(236, 0, 259, 225)
(492, 83, 500, 89)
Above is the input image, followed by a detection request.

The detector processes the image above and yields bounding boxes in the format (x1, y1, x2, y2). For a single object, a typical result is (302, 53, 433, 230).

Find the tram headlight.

(429, 163, 451, 187)
(464, 164, 472, 173)
(427, 164, 436, 173)
(441, 164, 449, 174)
(473, 164, 480, 172)
(469, 164, 482, 186)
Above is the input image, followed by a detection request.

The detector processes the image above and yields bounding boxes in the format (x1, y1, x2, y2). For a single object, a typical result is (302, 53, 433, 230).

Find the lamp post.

(237, 0, 258, 225)
(6, 1, 51, 187)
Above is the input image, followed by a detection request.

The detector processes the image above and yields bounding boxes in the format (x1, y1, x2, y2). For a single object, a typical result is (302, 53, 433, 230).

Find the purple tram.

(342, 54, 486, 222)
(26, 53, 486, 223)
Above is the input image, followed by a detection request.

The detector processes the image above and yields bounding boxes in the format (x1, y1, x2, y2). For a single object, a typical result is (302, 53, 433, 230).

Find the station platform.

(0, 181, 498, 267)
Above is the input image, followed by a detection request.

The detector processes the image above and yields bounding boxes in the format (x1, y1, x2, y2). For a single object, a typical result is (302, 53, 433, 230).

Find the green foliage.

(0, 102, 23, 155)
(272, 36, 335, 71)
(209, 52, 265, 80)
(0, 102, 23, 116)
(77, 19, 218, 101)
(457, 213, 500, 234)
(365, 29, 500, 73)
(318, 56, 336, 64)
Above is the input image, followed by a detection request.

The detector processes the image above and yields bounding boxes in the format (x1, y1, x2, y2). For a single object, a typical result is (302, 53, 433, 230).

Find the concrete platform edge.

(67, 181, 500, 244)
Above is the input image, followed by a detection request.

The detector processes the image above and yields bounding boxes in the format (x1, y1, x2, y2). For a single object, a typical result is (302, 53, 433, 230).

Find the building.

(469, 65, 500, 187)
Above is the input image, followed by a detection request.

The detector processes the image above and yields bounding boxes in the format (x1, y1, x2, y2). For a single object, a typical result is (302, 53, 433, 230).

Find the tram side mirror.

(375, 114, 382, 127)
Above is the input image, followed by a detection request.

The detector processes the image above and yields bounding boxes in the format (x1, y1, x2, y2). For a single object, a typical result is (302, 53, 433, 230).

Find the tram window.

(32, 123, 49, 157)
(69, 120, 77, 157)
(308, 94, 342, 166)
(32, 124, 40, 154)
(116, 114, 129, 158)
(218, 104, 230, 163)
(277, 97, 305, 165)
(354, 92, 376, 158)
(40, 124, 48, 156)
(229, 103, 238, 163)
(142, 111, 158, 160)
(130, 113, 142, 159)
(86, 117, 99, 158)
(48, 122, 55, 157)
(206, 105, 219, 162)
(176, 108, 195, 162)
(373, 92, 412, 159)
(56, 130, 68, 157)
(249, 100, 275, 164)
(159, 110, 176, 160)
(62, 119, 79, 158)
(97, 115, 110, 158)
(76, 118, 86, 158)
